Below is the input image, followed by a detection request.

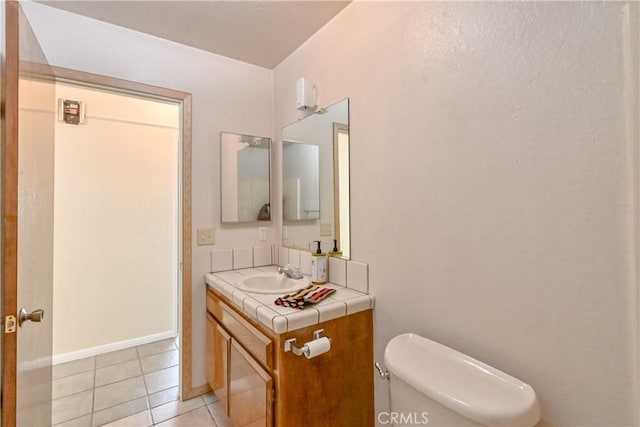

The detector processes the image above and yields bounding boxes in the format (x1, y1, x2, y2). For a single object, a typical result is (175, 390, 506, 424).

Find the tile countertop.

(205, 265, 375, 334)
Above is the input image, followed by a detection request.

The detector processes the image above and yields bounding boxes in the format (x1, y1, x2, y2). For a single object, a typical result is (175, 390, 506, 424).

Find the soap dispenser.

(329, 239, 343, 257)
(311, 240, 328, 285)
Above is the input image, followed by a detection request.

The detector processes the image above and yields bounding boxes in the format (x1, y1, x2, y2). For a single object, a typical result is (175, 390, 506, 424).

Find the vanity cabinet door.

(229, 338, 274, 427)
(207, 314, 230, 413)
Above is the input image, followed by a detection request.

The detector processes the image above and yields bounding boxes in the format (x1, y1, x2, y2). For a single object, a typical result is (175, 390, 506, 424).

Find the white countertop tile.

(248, 293, 282, 306)
(256, 306, 281, 331)
(346, 295, 373, 315)
(317, 301, 347, 323)
(217, 281, 236, 300)
(286, 308, 319, 331)
(242, 297, 262, 320)
(323, 285, 365, 302)
(272, 316, 288, 334)
(215, 270, 244, 285)
(269, 304, 299, 316)
(231, 291, 247, 311)
(205, 267, 374, 333)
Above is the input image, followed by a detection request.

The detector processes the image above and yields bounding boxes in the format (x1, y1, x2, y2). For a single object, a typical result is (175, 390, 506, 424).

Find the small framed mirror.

(220, 132, 271, 223)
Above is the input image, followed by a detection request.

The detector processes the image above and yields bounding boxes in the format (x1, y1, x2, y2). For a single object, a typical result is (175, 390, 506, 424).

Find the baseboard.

(52, 330, 177, 365)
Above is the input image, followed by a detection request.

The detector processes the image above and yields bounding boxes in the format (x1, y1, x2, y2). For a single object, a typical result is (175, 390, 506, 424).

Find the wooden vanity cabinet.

(206, 287, 374, 427)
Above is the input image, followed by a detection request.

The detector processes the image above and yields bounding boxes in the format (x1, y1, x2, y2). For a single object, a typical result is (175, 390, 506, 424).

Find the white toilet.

(382, 333, 541, 427)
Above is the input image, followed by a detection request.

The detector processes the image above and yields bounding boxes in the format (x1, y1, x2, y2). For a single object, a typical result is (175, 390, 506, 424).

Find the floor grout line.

(136, 345, 154, 425)
(91, 359, 97, 427)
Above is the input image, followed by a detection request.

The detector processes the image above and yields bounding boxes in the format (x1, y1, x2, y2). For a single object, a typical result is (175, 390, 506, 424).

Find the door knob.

(18, 308, 44, 326)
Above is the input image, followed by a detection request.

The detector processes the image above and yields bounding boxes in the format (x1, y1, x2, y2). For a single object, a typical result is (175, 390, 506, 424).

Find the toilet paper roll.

(303, 337, 331, 359)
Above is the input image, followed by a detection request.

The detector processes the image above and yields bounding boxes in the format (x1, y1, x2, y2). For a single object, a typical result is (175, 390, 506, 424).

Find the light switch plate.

(197, 228, 215, 246)
(320, 223, 332, 236)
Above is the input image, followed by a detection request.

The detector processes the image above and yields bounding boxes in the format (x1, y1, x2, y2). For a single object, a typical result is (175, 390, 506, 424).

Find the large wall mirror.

(220, 132, 271, 222)
(282, 98, 350, 258)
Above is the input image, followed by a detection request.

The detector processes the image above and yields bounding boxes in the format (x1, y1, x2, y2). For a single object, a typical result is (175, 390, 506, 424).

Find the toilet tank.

(383, 333, 541, 427)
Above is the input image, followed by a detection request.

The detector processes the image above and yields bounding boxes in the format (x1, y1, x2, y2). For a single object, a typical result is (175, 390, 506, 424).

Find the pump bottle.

(311, 240, 328, 284)
(329, 239, 343, 257)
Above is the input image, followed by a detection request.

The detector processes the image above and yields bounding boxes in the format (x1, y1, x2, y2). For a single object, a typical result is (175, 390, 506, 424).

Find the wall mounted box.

(296, 77, 316, 111)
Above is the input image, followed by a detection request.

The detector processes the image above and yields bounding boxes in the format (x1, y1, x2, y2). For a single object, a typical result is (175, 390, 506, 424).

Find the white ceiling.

(38, 1, 351, 69)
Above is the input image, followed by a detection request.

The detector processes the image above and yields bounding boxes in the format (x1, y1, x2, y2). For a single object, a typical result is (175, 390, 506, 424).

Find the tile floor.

(52, 338, 230, 427)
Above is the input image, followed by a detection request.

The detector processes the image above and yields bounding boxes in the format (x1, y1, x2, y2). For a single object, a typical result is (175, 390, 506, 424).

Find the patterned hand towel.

(274, 284, 336, 310)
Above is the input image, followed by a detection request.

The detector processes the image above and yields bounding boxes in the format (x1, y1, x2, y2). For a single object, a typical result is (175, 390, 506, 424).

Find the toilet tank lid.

(384, 333, 540, 427)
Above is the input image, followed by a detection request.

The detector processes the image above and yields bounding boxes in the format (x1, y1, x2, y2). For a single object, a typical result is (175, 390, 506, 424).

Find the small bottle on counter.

(311, 240, 328, 285)
(329, 239, 343, 257)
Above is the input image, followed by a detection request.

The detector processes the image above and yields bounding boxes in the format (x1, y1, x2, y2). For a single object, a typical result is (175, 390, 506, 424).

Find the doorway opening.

(46, 67, 194, 426)
(50, 81, 181, 425)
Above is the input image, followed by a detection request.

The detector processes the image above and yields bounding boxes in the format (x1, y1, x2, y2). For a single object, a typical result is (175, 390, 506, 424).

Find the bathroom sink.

(237, 273, 308, 294)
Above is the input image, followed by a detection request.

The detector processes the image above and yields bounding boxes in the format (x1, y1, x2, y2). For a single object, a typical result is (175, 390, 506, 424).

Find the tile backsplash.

(253, 246, 271, 267)
(211, 248, 233, 272)
(346, 261, 369, 294)
(278, 246, 369, 294)
(329, 257, 346, 287)
(210, 245, 370, 295)
(232, 247, 253, 270)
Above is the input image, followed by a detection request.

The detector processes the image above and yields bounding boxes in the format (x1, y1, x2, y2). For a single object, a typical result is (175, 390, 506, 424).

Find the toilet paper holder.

(284, 329, 330, 357)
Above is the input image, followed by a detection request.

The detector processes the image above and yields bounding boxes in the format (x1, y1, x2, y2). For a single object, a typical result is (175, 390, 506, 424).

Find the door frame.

(47, 66, 198, 400)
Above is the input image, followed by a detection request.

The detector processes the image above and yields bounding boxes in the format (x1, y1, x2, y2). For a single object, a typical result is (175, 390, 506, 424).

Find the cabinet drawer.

(207, 290, 273, 370)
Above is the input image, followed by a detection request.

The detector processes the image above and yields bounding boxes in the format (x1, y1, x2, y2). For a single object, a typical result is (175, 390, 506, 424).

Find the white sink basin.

(237, 273, 308, 294)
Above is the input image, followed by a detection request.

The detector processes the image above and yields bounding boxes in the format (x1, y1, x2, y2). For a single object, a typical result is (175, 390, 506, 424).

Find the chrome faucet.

(277, 264, 304, 279)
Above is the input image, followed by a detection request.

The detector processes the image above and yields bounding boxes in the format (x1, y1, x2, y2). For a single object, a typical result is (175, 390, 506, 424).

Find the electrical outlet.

(197, 228, 215, 246)
(258, 227, 267, 241)
(320, 223, 332, 236)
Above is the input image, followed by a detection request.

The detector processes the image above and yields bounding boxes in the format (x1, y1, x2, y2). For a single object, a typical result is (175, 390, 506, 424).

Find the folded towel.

(275, 284, 336, 310)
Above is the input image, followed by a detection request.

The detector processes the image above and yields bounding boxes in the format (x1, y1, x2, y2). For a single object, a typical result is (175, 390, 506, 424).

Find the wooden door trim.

(33, 65, 196, 400)
(2, 2, 20, 426)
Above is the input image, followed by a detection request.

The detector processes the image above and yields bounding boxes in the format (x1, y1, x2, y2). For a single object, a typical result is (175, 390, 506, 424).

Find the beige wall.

(274, 2, 639, 426)
(52, 83, 179, 359)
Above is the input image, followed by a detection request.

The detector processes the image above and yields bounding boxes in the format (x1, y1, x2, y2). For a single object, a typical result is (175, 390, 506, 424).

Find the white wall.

(21, 2, 274, 387)
(52, 83, 179, 358)
(274, 2, 639, 426)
